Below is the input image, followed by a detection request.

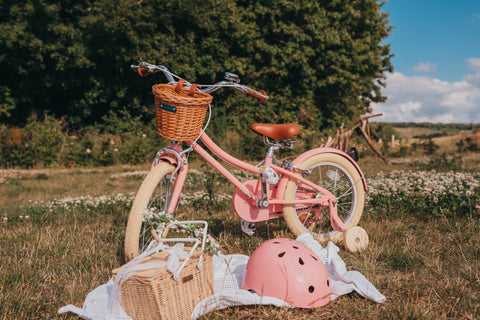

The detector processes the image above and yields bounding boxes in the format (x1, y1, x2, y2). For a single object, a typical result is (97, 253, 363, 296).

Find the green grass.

(1, 156, 480, 319)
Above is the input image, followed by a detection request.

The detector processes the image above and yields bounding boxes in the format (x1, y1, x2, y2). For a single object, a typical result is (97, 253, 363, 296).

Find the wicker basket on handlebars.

(152, 82, 213, 141)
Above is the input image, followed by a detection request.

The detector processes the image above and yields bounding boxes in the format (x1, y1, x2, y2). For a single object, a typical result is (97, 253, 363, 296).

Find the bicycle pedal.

(241, 220, 256, 236)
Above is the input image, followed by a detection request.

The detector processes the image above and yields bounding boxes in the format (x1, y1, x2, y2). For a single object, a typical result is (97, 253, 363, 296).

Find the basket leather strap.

(175, 79, 198, 96)
(175, 79, 186, 93)
(188, 84, 198, 96)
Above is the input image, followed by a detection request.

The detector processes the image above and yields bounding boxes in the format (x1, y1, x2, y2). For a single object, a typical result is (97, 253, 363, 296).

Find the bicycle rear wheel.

(124, 162, 177, 261)
(283, 153, 365, 245)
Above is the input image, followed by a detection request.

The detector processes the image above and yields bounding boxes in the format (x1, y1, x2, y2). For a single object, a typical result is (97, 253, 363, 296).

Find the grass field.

(391, 125, 477, 154)
(1, 152, 480, 319)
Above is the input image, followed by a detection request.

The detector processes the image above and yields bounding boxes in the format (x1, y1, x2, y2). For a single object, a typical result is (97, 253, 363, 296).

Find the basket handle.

(175, 79, 198, 96)
(188, 84, 198, 96)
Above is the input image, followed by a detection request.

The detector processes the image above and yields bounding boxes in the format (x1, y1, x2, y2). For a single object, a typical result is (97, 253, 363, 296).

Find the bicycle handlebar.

(131, 62, 268, 103)
(245, 87, 267, 103)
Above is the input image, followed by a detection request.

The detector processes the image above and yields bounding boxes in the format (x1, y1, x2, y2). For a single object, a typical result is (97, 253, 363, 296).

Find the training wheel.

(343, 226, 369, 252)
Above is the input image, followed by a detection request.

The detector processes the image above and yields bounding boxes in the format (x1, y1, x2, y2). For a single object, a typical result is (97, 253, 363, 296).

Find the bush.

(0, 115, 64, 168)
(102, 110, 165, 164)
(0, 113, 166, 168)
(366, 170, 480, 220)
(60, 130, 99, 167)
(457, 135, 480, 153)
(23, 114, 65, 166)
(0, 125, 34, 168)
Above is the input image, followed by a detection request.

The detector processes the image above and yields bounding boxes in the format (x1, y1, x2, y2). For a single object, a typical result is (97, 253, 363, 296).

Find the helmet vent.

(273, 241, 281, 244)
(293, 246, 299, 249)
(311, 255, 318, 261)
(327, 280, 330, 287)
(308, 286, 315, 293)
(299, 258, 304, 265)
(278, 252, 286, 257)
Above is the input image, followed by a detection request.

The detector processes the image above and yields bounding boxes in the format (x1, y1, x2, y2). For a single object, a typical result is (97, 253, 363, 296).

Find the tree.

(0, 0, 393, 141)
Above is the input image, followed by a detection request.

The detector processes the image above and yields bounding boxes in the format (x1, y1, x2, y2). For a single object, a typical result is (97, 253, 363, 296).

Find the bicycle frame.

(125, 62, 371, 256)
(154, 132, 365, 233)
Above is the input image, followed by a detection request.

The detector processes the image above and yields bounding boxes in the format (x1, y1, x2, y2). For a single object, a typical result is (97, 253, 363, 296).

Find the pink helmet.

(241, 238, 331, 308)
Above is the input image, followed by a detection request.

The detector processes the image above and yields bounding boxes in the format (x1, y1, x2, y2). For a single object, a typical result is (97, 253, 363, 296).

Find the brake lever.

(225, 72, 240, 83)
(131, 63, 175, 83)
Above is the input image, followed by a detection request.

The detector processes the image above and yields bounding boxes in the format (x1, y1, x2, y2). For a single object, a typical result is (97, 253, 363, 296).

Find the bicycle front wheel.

(124, 162, 176, 261)
(283, 153, 365, 245)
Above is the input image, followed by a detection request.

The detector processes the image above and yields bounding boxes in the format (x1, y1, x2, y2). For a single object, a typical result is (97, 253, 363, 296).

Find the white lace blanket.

(59, 234, 385, 320)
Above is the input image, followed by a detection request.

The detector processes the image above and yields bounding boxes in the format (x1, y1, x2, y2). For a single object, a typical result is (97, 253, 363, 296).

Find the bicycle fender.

(151, 143, 184, 169)
(275, 147, 368, 200)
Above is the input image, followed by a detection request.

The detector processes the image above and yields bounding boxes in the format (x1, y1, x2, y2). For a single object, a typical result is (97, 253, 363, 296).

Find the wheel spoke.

(337, 203, 353, 217)
(124, 163, 178, 260)
(283, 156, 364, 244)
(335, 188, 353, 201)
(333, 168, 339, 193)
(294, 204, 321, 218)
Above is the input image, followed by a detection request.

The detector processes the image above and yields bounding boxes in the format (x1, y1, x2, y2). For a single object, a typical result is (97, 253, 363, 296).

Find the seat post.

(266, 145, 280, 158)
(263, 136, 295, 156)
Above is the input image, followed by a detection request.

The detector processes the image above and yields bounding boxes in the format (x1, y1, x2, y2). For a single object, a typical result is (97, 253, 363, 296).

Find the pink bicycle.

(124, 62, 369, 260)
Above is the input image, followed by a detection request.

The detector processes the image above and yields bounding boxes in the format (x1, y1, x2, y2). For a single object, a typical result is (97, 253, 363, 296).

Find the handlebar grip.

(137, 67, 150, 77)
(246, 87, 268, 103)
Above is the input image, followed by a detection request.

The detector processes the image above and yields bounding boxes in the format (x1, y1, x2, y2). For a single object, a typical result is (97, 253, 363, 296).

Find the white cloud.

(371, 59, 480, 123)
(411, 62, 437, 72)
(468, 57, 480, 71)
(465, 58, 480, 87)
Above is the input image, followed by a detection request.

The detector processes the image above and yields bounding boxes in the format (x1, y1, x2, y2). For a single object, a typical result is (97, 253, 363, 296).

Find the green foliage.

(0, 125, 34, 167)
(370, 122, 397, 144)
(35, 173, 49, 180)
(392, 122, 480, 131)
(1, 0, 394, 165)
(457, 135, 480, 153)
(1, 0, 392, 136)
(23, 114, 65, 166)
(411, 138, 439, 155)
(0, 87, 15, 120)
(367, 170, 480, 221)
(0, 113, 163, 168)
(424, 153, 462, 172)
(0, 114, 64, 167)
(102, 110, 165, 164)
(383, 247, 424, 271)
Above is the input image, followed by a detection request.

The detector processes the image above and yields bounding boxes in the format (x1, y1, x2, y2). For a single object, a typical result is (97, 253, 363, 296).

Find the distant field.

(385, 123, 478, 153)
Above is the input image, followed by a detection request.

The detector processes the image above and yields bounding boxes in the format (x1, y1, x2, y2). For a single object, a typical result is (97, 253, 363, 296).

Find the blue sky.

(372, 0, 480, 123)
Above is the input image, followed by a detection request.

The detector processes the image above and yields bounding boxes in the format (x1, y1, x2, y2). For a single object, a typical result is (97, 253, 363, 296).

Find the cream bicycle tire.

(124, 162, 176, 261)
(283, 153, 365, 245)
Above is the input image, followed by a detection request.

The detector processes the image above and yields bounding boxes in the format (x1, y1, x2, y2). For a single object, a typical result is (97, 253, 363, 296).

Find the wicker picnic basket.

(112, 248, 213, 320)
(152, 80, 213, 141)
